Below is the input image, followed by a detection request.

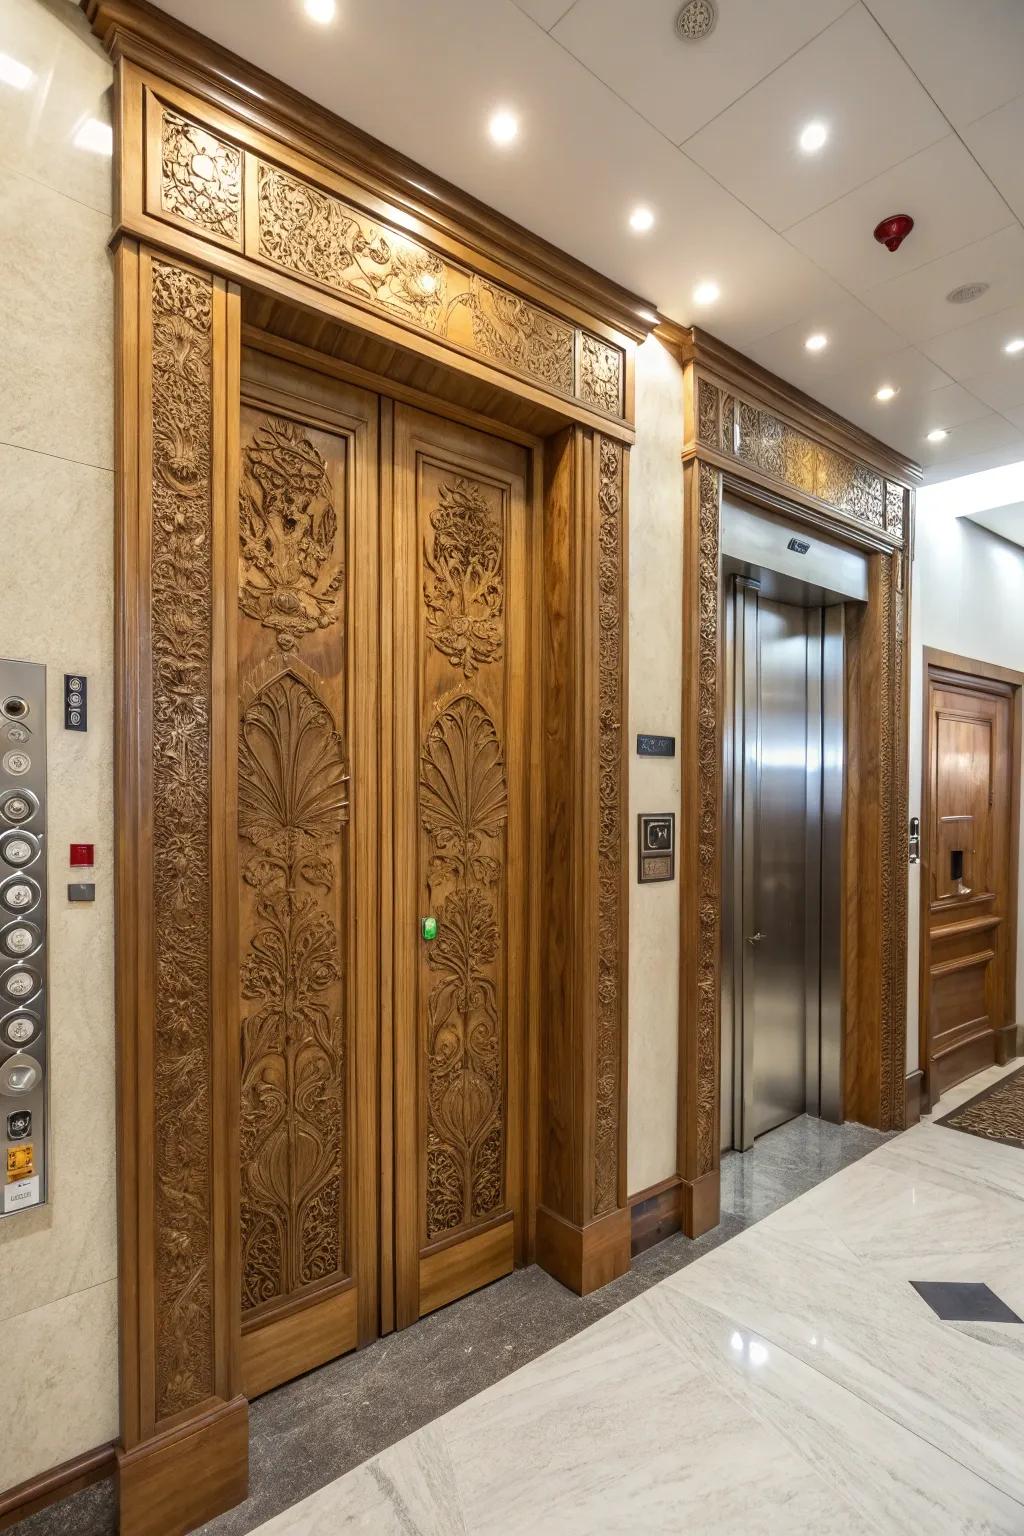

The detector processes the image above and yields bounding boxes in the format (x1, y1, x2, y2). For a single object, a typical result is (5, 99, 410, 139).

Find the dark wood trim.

(0, 1443, 115, 1532)
(918, 649, 1023, 1109)
(905, 1069, 925, 1127)
(995, 1021, 1021, 1066)
(629, 1174, 683, 1256)
(535, 1204, 631, 1295)
(681, 1169, 721, 1239)
(117, 1396, 249, 1536)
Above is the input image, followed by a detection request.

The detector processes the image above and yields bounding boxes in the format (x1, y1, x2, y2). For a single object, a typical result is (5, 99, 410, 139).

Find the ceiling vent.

(675, 0, 718, 42)
(946, 282, 990, 305)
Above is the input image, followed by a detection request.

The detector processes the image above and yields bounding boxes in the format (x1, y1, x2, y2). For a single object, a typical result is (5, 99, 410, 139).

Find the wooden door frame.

(918, 647, 1023, 1109)
(658, 324, 918, 1237)
(89, 4, 638, 1529)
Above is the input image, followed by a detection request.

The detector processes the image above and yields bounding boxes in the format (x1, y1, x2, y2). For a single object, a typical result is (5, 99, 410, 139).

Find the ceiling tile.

(744, 295, 907, 386)
(963, 94, 1024, 226)
(550, 0, 850, 145)
(1002, 404, 1024, 433)
(862, 0, 1024, 130)
(863, 226, 1024, 344)
(965, 506, 1024, 549)
(785, 136, 1012, 293)
(956, 366, 1024, 415)
(681, 5, 949, 231)
(922, 302, 1024, 394)
(804, 344, 955, 447)
(920, 437, 1024, 483)
(510, 0, 576, 29)
(915, 412, 1022, 475)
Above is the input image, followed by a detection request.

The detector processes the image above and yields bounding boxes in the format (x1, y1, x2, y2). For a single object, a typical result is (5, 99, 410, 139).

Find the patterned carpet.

(937, 1065, 1024, 1149)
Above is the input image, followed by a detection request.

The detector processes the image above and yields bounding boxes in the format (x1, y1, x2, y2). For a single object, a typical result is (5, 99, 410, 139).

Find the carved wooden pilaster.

(538, 427, 629, 1292)
(115, 240, 246, 1535)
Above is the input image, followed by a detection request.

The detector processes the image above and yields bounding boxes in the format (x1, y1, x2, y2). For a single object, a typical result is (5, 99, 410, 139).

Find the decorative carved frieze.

(420, 695, 508, 1239)
(697, 377, 909, 544)
(579, 333, 623, 416)
(150, 258, 215, 1420)
(239, 415, 345, 650)
(238, 662, 349, 1311)
(160, 107, 241, 242)
(593, 437, 624, 1216)
(694, 461, 720, 1177)
(423, 477, 505, 678)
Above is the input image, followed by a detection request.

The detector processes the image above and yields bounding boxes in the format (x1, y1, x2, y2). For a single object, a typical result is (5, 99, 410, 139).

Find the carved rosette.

(421, 696, 509, 1239)
(150, 258, 215, 1420)
(694, 462, 721, 1177)
(593, 438, 624, 1217)
(579, 333, 623, 416)
(238, 662, 349, 1310)
(239, 414, 345, 650)
(423, 478, 505, 677)
(161, 108, 241, 242)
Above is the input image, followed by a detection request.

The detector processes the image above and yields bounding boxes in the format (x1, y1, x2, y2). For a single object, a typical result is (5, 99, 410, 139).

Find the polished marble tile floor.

(20, 1081, 1020, 1535)
(234, 1062, 1024, 1536)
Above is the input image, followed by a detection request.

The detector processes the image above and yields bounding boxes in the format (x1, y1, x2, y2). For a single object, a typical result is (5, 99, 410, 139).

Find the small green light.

(421, 915, 438, 942)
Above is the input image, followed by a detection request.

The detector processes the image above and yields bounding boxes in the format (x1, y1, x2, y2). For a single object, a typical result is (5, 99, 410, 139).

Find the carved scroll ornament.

(694, 461, 721, 1177)
(423, 477, 505, 678)
(160, 107, 241, 241)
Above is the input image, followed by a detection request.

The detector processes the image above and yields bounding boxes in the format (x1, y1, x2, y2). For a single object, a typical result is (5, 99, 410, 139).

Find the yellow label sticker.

(6, 1144, 33, 1182)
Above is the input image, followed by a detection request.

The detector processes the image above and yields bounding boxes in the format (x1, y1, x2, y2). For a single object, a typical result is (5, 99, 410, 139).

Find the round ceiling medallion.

(675, 0, 718, 42)
(946, 282, 990, 305)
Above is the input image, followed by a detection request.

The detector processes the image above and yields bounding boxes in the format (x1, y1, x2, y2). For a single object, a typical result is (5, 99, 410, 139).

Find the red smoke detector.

(873, 213, 914, 252)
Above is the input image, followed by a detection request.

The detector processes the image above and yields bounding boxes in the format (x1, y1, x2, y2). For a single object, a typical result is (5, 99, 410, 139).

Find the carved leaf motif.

(161, 109, 242, 241)
(238, 666, 349, 1310)
(150, 259, 215, 1420)
(444, 276, 574, 393)
(239, 415, 345, 650)
(423, 478, 504, 677)
(579, 333, 623, 415)
(420, 693, 508, 1239)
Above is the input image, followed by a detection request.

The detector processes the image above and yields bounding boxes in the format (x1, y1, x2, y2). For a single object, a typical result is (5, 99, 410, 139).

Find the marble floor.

(237, 1062, 1024, 1536)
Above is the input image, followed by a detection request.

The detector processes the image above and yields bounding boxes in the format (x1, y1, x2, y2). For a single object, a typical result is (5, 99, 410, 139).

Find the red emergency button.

(70, 843, 94, 868)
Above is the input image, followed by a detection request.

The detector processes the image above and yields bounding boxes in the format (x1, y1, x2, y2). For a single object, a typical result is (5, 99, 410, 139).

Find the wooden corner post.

(536, 426, 631, 1294)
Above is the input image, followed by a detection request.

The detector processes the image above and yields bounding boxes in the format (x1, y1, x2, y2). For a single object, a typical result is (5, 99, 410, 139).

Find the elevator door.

(722, 578, 843, 1151)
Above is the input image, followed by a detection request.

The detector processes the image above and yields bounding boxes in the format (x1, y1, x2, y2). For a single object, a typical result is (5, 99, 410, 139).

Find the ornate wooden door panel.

(393, 405, 529, 1326)
(924, 669, 1013, 1100)
(236, 351, 379, 1395)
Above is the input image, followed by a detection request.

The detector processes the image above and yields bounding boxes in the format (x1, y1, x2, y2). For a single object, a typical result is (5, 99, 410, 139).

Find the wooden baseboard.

(118, 1396, 249, 1536)
(629, 1175, 683, 1256)
(535, 1204, 631, 1295)
(995, 1021, 1021, 1065)
(0, 1442, 115, 1532)
(681, 1168, 720, 1238)
(905, 1068, 925, 1127)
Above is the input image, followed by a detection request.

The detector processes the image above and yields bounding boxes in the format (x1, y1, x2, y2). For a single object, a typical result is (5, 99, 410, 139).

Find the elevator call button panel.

(0, 658, 48, 1217)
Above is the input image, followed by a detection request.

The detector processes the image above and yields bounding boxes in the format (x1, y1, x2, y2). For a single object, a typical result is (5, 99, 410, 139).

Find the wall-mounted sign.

(638, 813, 675, 884)
(636, 734, 675, 758)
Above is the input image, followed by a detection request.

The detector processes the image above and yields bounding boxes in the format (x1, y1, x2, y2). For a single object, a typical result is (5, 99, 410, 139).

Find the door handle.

(746, 931, 766, 946)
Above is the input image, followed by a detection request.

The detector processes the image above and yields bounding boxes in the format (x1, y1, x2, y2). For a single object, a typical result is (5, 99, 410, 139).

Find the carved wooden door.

(392, 405, 530, 1327)
(235, 351, 379, 1396)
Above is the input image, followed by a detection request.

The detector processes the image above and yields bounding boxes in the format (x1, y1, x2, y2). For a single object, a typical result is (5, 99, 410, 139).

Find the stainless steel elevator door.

(751, 599, 809, 1138)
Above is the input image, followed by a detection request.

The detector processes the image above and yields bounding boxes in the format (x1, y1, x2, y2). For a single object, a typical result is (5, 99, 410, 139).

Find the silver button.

(3, 838, 34, 867)
(5, 971, 34, 999)
(4, 1016, 35, 1045)
(2, 883, 34, 911)
(2, 796, 31, 822)
(2, 751, 31, 776)
(4, 927, 35, 955)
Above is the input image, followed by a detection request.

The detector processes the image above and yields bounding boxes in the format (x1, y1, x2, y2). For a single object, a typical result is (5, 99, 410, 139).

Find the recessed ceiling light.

(799, 120, 828, 154)
(629, 205, 655, 234)
(303, 0, 336, 21)
(72, 117, 113, 156)
(487, 108, 519, 147)
(1005, 337, 1024, 355)
(0, 53, 34, 91)
(693, 279, 720, 306)
(926, 428, 948, 443)
(805, 332, 828, 352)
(874, 384, 898, 402)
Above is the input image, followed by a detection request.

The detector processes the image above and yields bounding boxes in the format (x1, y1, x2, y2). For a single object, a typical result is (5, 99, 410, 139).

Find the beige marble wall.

(626, 336, 684, 1197)
(0, 0, 117, 1494)
(906, 509, 1024, 1076)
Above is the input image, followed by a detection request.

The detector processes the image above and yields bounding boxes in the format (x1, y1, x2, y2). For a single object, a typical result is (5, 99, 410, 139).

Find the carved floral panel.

(419, 465, 510, 1243)
(150, 257, 215, 1419)
(593, 437, 624, 1216)
(579, 333, 623, 416)
(160, 106, 242, 243)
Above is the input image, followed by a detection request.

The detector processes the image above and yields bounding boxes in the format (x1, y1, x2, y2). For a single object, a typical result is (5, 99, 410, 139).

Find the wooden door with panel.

(392, 404, 531, 1328)
(924, 670, 1014, 1101)
(234, 349, 380, 1396)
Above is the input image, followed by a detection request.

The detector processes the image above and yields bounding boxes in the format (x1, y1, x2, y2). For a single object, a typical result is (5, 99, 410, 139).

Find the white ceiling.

(964, 506, 1024, 548)
(155, 0, 1024, 482)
